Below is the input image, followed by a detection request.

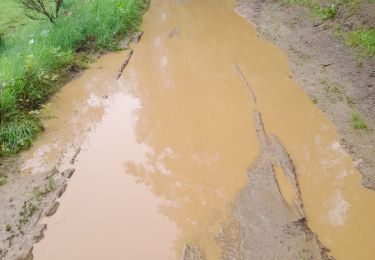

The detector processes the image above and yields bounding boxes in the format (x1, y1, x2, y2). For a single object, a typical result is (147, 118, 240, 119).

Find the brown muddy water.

(24, 0, 375, 259)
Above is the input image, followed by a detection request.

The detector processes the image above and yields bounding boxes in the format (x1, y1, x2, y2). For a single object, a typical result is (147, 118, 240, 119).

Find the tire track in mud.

(182, 71, 332, 260)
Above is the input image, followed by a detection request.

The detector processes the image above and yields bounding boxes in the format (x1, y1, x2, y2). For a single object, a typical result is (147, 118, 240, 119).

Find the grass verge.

(310, 3, 337, 20)
(345, 28, 375, 57)
(281, 0, 374, 57)
(282, 0, 337, 20)
(0, 0, 149, 157)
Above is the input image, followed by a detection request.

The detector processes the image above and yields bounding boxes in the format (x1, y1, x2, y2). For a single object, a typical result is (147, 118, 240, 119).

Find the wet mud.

(221, 111, 332, 259)
(1, 0, 375, 259)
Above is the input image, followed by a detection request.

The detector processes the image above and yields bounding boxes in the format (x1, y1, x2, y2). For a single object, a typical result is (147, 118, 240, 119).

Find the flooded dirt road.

(23, 0, 375, 259)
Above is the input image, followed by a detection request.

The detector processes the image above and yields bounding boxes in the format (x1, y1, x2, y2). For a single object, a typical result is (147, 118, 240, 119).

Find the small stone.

(70, 147, 81, 164)
(312, 22, 321, 27)
(62, 169, 75, 179)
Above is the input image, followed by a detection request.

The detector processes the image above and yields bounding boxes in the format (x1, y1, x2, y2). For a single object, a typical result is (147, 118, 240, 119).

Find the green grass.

(345, 28, 375, 56)
(340, 0, 361, 15)
(310, 3, 337, 20)
(0, 0, 149, 157)
(351, 111, 368, 130)
(0, 0, 27, 35)
(282, 0, 337, 20)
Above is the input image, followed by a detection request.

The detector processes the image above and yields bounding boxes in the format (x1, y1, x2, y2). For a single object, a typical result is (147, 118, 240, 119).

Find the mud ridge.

(224, 110, 333, 259)
(179, 109, 333, 259)
(235, 64, 257, 104)
(116, 31, 144, 79)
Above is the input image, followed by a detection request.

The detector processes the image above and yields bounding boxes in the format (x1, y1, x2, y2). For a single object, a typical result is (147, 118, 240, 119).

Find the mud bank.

(236, 0, 375, 190)
(220, 111, 332, 260)
(0, 48, 139, 259)
(0, 160, 72, 259)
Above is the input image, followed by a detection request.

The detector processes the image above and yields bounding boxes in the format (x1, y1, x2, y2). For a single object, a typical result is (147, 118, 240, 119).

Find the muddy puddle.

(25, 0, 375, 259)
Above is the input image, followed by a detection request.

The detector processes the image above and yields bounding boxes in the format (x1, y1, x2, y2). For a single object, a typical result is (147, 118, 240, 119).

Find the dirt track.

(1, 0, 375, 259)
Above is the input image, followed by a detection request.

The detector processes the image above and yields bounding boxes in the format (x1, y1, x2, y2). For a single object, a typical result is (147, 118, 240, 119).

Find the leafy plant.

(44, 176, 56, 193)
(351, 111, 368, 130)
(311, 4, 337, 20)
(346, 28, 375, 57)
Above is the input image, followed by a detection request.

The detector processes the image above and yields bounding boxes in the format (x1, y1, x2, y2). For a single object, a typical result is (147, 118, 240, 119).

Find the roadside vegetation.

(282, 0, 375, 57)
(0, 0, 149, 157)
(280, 0, 373, 132)
(345, 28, 375, 56)
(321, 79, 370, 131)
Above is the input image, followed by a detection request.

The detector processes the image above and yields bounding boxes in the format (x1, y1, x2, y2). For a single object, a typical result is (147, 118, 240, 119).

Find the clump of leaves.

(0, 117, 42, 157)
(32, 176, 56, 201)
(5, 224, 12, 232)
(351, 111, 368, 130)
(44, 176, 56, 193)
(346, 28, 375, 57)
(32, 186, 43, 200)
(311, 3, 337, 20)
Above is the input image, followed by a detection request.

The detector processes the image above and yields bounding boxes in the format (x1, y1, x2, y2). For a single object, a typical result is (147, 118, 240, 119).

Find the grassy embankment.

(282, 0, 373, 130)
(0, 0, 148, 157)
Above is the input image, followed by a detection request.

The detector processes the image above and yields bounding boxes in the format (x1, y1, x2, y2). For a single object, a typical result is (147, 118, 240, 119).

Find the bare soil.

(236, 0, 375, 190)
(219, 111, 333, 259)
(0, 157, 72, 260)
